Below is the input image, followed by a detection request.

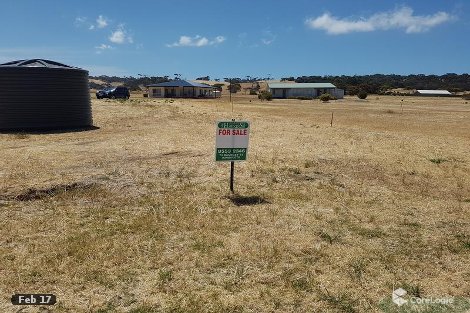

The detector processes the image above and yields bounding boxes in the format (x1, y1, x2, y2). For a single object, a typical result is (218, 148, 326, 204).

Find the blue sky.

(0, 0, 469, 79)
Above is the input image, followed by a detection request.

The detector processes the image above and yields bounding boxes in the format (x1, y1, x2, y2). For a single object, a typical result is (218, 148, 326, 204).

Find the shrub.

(319, 93, 331, 102)
(258, 90, 272, 101)
(357, 90, 368, 99)
(249, 89, 257, 95)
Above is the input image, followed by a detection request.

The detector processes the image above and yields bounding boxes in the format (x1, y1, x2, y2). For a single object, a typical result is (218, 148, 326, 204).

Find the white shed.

(416, 90, 452, 96)
(268, 83, 344, 99)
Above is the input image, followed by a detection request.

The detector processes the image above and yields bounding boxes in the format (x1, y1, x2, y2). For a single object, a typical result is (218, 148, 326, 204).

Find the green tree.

(357, 90, 368, 99)
(228, 83, 241, 93)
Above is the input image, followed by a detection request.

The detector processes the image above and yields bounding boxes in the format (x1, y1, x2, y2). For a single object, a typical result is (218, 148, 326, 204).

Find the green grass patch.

(318, 231, 341, 244)
(318, 288, 357, 313)
(429, 158, 447, 164)
(455, 234, 470, 251)
(349, 258, 367, 281)
(158, 268, 173, 284)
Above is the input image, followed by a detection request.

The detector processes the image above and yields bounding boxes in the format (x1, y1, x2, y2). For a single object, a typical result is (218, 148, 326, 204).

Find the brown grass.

(1, 95, 469, 312)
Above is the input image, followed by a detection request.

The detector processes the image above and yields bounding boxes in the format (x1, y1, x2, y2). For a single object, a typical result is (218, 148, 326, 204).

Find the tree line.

(282, 74, 470, 95)
(90, 73, 470, 94)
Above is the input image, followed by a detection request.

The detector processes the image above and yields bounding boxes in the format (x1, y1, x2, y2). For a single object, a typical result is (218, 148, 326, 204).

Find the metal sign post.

(215, 119, 250, 193)
(230, 161, 234, 193)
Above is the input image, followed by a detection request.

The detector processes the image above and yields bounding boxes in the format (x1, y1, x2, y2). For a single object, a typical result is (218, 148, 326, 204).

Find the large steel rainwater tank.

(0, 59, 93, 131)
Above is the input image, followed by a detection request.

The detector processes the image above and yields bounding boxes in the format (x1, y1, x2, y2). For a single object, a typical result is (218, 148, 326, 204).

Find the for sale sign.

(215, 121, 250, 161)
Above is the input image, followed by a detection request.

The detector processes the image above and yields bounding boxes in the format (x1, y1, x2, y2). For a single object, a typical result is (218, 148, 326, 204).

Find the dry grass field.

(1, 94, 469, 312)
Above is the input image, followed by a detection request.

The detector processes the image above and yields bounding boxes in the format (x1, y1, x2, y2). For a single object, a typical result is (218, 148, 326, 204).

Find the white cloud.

(74, 16, 88, 28)
(96, 15, 108, 28)
(166, 35, 226, 47)
(306, 6, 453, 35)
(75, 15, 110, 30)
(96, 44, 112, 49)
(261, 30, 276, 45)
(75, 15, 134, 49)
(75, 16, 86, 23)
(109, 26, 133, 44)
(109, 30, 125, 43)
(95, 44, 113, 54)
(213, 36, 226, 44)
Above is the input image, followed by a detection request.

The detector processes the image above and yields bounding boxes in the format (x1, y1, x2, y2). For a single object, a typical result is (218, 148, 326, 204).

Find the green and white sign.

(215, 121, 250, 161)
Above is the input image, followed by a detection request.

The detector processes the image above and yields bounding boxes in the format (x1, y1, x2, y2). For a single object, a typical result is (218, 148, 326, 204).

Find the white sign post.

(215, 120, 250, 192)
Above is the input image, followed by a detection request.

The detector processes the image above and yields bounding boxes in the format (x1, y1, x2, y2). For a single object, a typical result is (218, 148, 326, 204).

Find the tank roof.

(0, 59, 81, 69)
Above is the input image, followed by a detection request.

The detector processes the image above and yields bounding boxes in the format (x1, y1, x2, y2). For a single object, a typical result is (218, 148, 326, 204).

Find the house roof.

(268, 83, 336, 89)
(147, 80, 213, 88)
(416, 90, 451, 95)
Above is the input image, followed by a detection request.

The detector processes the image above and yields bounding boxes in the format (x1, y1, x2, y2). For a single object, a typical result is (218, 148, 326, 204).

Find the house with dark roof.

(146, 80, 217, 98)
(268, 83, 344, 99)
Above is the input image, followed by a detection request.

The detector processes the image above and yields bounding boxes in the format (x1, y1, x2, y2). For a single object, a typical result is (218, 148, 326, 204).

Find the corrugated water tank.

(0, 59, 93, 131)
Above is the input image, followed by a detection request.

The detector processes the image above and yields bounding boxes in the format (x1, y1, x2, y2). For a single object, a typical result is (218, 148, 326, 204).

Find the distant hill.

(88, 75, 170, 91)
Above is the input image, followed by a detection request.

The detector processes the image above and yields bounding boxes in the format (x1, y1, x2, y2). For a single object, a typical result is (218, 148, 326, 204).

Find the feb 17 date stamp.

(11, 294, 56, 305)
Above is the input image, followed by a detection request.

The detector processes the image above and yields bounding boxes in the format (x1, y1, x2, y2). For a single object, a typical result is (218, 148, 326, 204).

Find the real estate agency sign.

(215, 121, 250, 161)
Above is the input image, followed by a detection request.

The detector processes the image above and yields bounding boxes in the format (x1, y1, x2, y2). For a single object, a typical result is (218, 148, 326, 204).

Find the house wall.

(271, 88, 329, 98)
(331, 88, 344, 99)
(288, 88, 316, 98)
(182, 87, 213, 97)
(149, 86, 214, 98)
(271, 88, 282, 98)
(150, 87, 164, 98)
(270, 87, 344, 99)
(165, 87, 181, 97)
(197, 88, 213, 97)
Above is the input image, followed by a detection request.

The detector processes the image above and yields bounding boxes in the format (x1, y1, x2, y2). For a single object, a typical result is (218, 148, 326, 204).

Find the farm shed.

(147, 80, 217, 98)
(0, 59, 92, 131)
(268, 83, 344, 99)
(416, 90, 452, 96)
